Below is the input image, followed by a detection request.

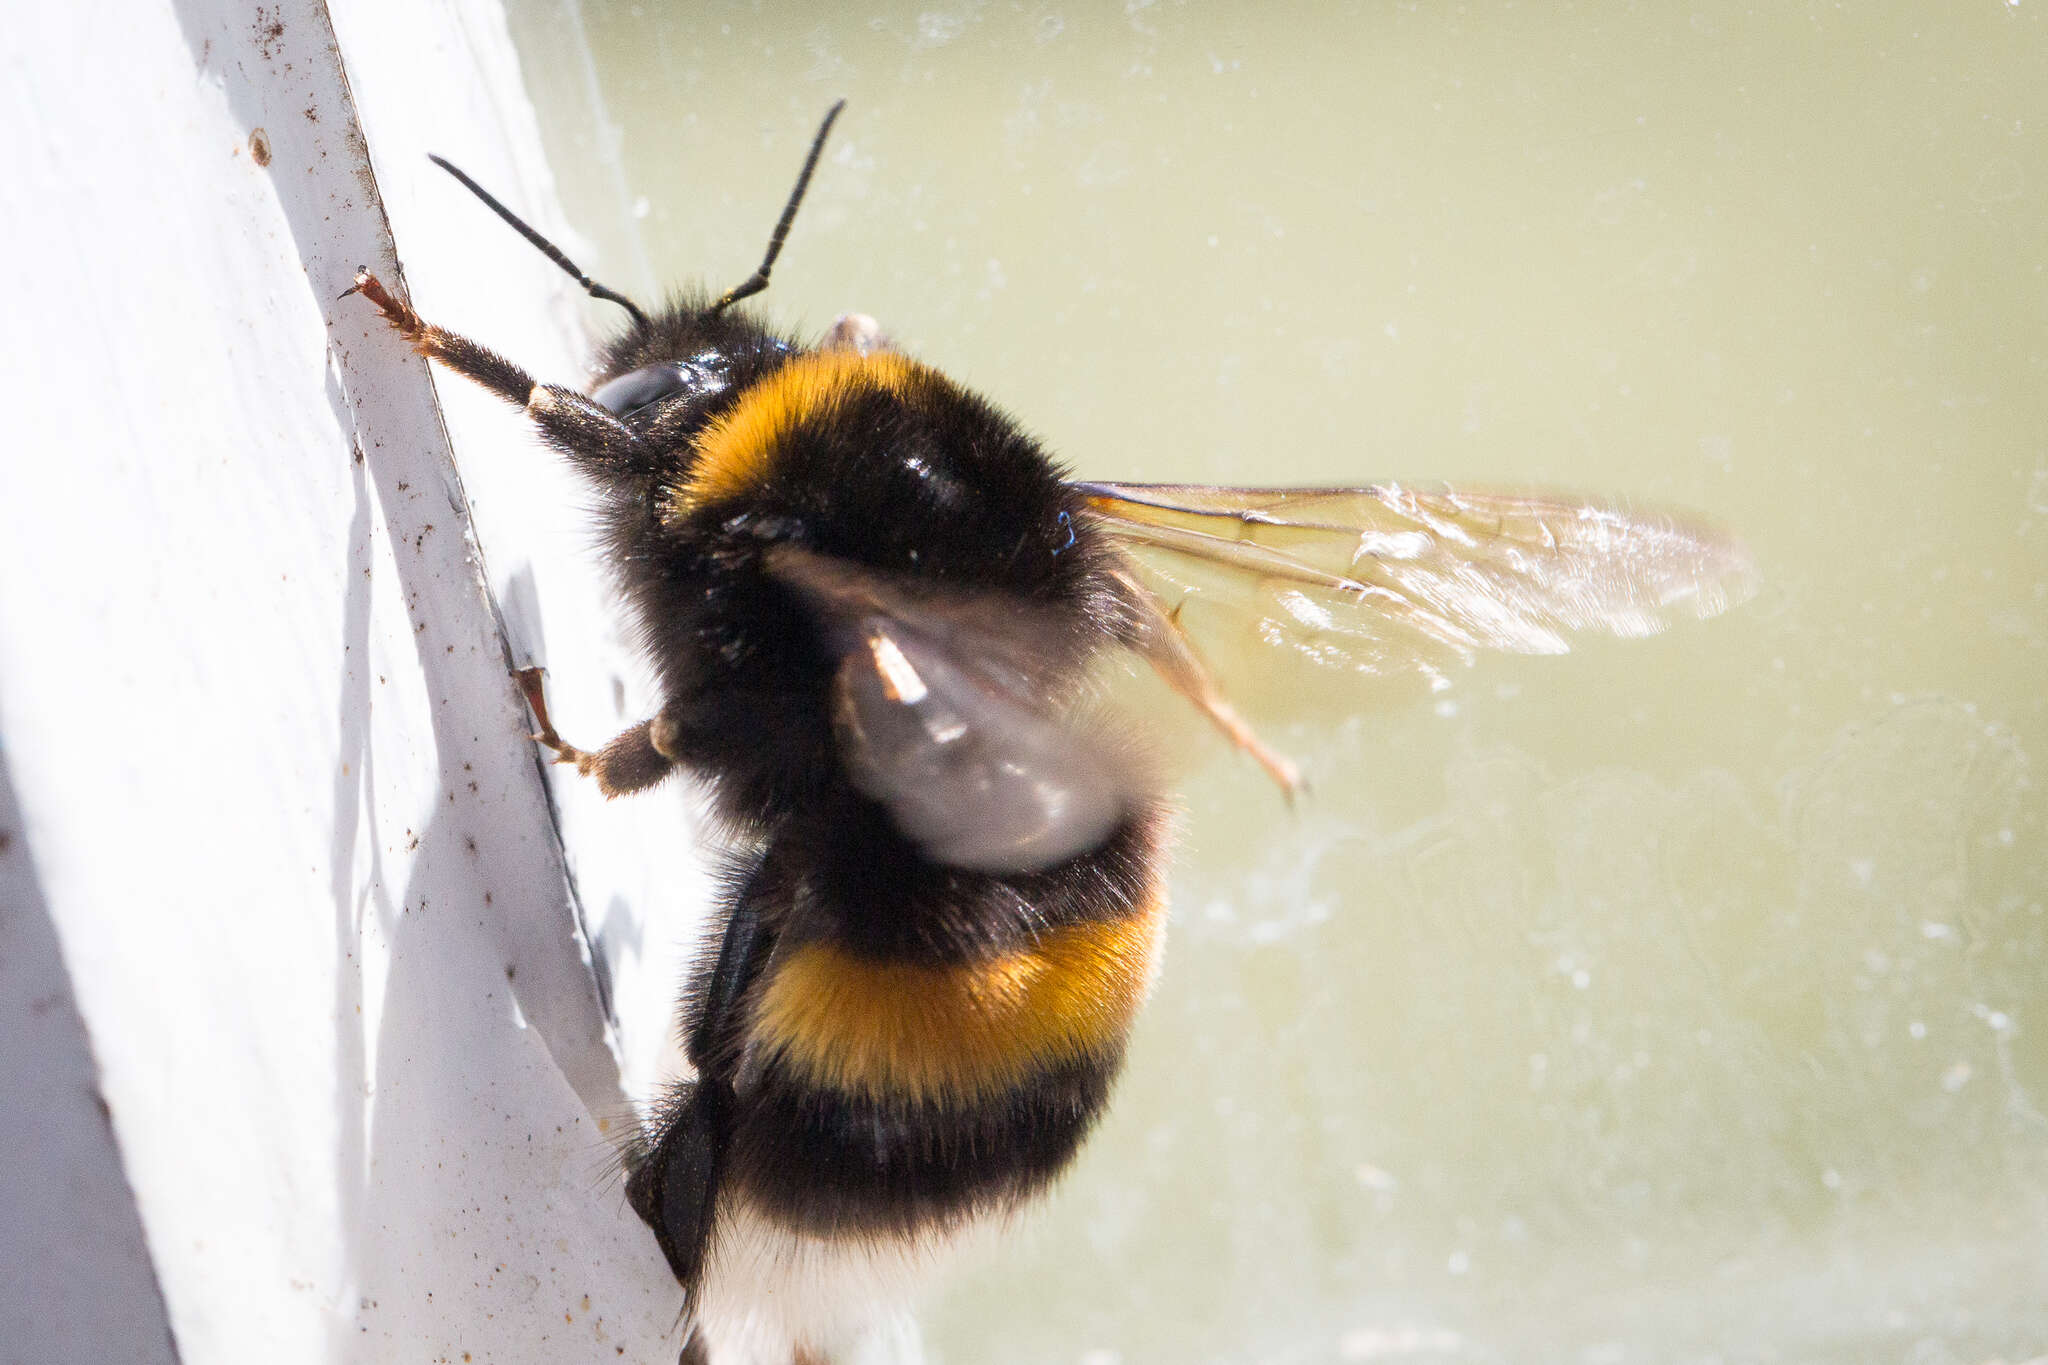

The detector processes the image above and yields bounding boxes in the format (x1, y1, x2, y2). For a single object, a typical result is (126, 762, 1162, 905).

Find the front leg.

(514, 667, 678, 798)
(345, 269, 642, 473)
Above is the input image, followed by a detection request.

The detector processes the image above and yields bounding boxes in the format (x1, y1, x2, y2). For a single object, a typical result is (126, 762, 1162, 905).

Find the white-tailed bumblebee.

(347, 101, 1751, 1365)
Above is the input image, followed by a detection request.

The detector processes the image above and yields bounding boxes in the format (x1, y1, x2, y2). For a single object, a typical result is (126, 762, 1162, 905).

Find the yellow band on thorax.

(673, 349, 923, 513)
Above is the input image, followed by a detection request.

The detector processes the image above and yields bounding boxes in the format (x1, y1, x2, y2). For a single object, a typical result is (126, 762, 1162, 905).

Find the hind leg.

(625, 881, 768, 1277)
(624, 865, 776, 1364)
(625, 1080, 728, 1290)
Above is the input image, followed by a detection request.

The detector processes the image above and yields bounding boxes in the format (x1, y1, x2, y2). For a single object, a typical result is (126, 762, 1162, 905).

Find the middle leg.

(514, 667, 678, 797)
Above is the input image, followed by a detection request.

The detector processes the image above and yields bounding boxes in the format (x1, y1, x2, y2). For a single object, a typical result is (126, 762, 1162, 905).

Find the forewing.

(1071, 481, 1756, 681)
(765, 545, 1140, 874)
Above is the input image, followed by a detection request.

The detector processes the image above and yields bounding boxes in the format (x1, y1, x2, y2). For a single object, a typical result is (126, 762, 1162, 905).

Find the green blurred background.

(496, 2, 2047, 1360)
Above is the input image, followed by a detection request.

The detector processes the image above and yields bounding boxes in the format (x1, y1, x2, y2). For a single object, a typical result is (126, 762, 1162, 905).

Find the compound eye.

(592, 363, 691, 418)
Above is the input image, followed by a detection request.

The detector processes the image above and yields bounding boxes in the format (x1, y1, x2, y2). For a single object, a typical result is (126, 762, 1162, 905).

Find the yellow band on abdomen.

(750, 896, 1167, 1105)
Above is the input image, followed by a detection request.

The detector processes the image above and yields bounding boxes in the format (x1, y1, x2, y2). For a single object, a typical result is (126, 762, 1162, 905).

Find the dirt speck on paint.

(249, 127, 272, 167)
(253, 7, 285, 59)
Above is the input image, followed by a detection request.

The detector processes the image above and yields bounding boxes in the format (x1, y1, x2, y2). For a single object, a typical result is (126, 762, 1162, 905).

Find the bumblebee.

(347, 101, 1750, 1365)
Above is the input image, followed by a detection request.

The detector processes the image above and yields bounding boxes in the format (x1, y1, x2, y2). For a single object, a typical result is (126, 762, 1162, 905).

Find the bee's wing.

(1073, 480, 1756, 678)
(765, 545, 1142, 874)
(1071, 481, 1755, 793)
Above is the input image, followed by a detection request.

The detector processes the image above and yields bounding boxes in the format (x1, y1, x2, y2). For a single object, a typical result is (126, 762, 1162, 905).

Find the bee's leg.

(344, 270, 640, 472)
(513, 668, 679, 798)
(821, 311, 892, 356)
(626, 877, 771, 1289)
(625, 1078, 728, 1290)
(684, 869, 770, 1074)
(1116, 569, 1304, 798)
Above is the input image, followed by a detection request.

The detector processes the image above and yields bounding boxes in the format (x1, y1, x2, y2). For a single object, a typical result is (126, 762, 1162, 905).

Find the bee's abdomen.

(725, 1054, 1119, 1237)
(726, 888, 1166, 1237)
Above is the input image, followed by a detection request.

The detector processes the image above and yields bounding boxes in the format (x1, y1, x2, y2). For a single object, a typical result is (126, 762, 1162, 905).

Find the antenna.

(709, 99, 847, 315)
(427, 154, 649, 330)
